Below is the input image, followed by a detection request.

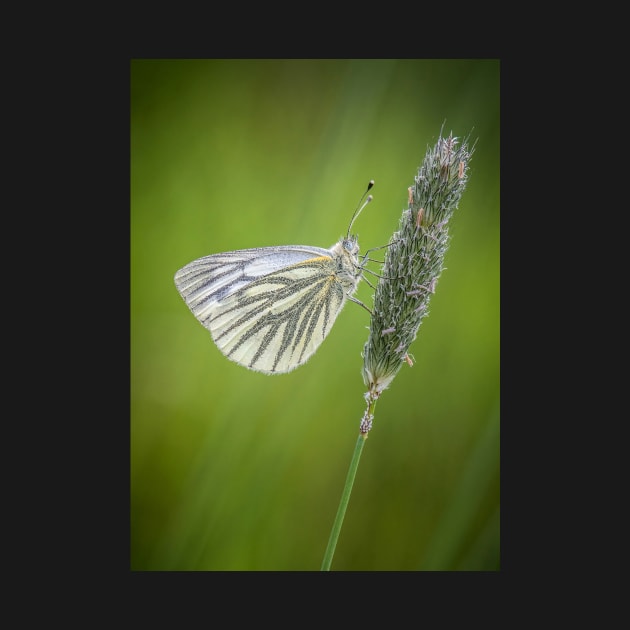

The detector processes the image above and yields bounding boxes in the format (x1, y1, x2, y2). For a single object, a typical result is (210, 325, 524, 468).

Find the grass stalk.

(321, 129, 474, 570)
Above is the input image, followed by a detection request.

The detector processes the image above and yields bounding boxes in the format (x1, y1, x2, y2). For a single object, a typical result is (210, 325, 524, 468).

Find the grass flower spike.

(360, 132, 475, 431)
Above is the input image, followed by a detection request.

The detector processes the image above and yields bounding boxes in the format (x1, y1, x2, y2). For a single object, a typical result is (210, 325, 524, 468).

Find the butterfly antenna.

(346, 180, 374, 238)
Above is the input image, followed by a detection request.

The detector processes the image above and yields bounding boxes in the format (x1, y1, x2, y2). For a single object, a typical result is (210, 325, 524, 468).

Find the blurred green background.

(131, 59, 499, 571)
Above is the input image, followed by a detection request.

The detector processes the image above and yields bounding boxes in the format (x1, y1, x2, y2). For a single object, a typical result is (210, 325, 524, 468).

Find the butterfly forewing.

(175, 247, 328, 305)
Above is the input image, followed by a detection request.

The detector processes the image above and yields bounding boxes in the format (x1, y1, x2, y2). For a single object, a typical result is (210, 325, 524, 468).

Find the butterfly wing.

(174, 246, 348, 374)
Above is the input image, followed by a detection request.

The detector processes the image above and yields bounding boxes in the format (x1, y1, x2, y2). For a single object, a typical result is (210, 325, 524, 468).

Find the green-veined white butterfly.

(174, 181, 375, 375)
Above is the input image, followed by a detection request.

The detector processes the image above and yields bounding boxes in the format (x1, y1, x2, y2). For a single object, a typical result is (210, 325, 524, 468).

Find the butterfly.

(174, 181, 375, 374)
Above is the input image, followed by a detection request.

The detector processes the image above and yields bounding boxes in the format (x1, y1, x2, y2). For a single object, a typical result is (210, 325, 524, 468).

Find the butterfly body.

(174, 236, 364, 374)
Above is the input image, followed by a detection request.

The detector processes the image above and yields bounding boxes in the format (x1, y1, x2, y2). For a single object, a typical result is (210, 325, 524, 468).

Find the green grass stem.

(320, 433, 368, 571)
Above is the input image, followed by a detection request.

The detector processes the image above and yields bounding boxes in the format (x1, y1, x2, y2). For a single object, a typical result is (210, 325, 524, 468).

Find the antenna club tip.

(368, 179, 375, 189)
(366, 194, 373, 202)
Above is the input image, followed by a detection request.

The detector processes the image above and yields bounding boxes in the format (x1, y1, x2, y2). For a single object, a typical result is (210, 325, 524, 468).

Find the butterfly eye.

(343, 238, 358, 254)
